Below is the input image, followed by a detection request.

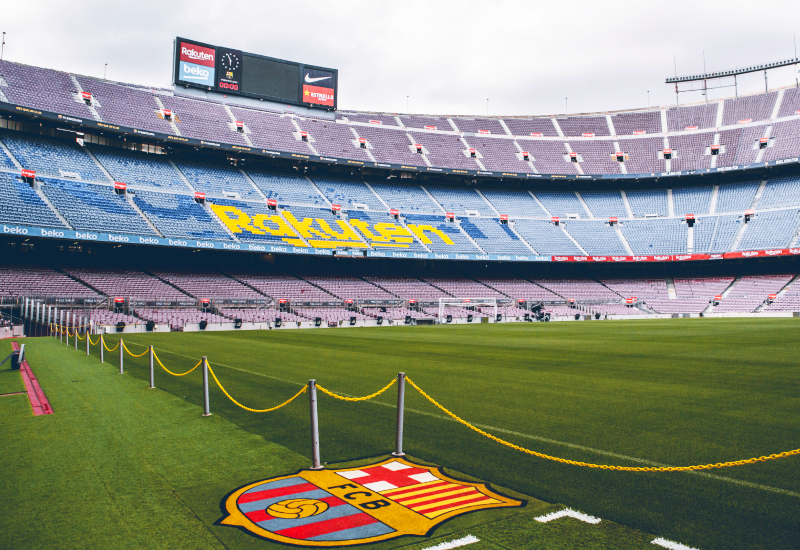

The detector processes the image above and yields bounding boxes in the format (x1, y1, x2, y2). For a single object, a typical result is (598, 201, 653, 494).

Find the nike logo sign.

(305, 74, 332, 84)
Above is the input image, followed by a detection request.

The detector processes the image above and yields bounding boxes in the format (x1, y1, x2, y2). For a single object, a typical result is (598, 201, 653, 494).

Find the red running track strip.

(12, 342, 53, 415)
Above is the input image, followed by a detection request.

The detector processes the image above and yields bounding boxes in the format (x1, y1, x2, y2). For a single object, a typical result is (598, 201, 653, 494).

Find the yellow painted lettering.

(407, 224, 454, 245)
(209, 204, 262, 234)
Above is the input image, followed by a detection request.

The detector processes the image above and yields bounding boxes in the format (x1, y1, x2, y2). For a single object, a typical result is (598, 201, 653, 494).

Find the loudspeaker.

(524, 313, 530, 321)
(349, 316, 357, 326)
(377, 316, 383, 325)
(234, 318, 243, 328)
(574, 314, 580, 320)
(199, 320, 208, 330)
(404, 315, 412, 324)
(595, 312, 601, 320)
(446, 314, 452, 323)
(116, 321, 126, 332)
(275, 317, 282, 328)
(467, 314, 473, 322)
(496, 314, 502, 322)
(146, 320, 155, 331)
(315, 317, 322, 327)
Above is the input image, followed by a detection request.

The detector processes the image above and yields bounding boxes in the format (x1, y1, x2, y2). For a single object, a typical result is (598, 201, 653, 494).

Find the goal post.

(437, 298, 497, 324)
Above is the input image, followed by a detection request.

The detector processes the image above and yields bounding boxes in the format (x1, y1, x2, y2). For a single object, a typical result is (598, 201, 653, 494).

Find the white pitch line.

(422, 535, 480, 549)
(123, 342, 800, 499)
(651, 537, 701, 550)
(535, 508, 601, 524)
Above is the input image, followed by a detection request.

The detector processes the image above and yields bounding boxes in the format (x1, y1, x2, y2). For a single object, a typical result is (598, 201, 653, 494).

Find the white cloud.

(2, 0, 798, 116)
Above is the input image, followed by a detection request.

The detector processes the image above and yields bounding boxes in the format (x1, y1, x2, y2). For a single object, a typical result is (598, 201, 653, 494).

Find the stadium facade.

(2, 58, 800, 332)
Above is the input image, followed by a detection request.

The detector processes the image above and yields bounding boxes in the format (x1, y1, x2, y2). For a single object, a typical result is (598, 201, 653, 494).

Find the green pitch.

(1, 319, 798, 549)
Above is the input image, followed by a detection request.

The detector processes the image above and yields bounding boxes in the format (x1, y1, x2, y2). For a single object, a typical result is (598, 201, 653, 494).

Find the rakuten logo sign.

(180, 43, 215, 67)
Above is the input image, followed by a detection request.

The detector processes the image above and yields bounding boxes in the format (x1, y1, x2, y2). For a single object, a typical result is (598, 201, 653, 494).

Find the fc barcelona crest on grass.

(220, 457, 522, 546)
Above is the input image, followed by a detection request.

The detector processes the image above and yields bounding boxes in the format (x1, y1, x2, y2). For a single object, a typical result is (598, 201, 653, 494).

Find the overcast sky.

(3, 1, 799, 117)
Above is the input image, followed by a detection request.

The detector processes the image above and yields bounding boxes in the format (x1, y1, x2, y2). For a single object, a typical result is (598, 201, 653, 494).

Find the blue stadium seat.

(459, 217, 531, 254)
(0, 172, 65, 228)
(0, 130, 108, 182)
(40, 178, 155, 235)
(174, 160, 261, 200)
(89, 145, 188, 191)
(133, 191, 233, 240)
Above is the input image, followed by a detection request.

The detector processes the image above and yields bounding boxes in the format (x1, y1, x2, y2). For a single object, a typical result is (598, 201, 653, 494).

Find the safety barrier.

(56, 332, 800, 473)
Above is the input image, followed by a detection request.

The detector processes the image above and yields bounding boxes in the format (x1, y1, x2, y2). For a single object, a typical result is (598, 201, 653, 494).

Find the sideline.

(119, 341, 800, 499)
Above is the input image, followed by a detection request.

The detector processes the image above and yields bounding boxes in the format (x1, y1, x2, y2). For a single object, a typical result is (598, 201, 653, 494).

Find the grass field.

(2, 319, 799, 549)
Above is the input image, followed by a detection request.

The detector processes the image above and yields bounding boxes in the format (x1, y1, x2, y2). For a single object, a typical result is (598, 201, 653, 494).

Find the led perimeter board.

(173, 37, 338, 110)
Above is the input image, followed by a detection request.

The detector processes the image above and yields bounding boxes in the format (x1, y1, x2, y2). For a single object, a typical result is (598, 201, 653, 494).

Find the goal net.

(438, 298, 497, 323)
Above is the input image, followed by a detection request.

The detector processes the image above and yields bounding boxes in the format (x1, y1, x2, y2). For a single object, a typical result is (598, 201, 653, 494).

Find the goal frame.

(438, 297, 497, 324)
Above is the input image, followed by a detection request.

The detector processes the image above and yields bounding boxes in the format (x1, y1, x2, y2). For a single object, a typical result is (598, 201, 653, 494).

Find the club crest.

(220, 457, 522, 546)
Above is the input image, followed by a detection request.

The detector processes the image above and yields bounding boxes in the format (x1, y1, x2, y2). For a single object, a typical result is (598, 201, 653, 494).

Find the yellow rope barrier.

(206, 362, 308, 412)
(122, 342, 149, 358)
(316, 378, 397, 402)
(405, 377, 800, 472)
(88, 335, 100, 346)
(103, 339, 120, 352)
(152, 350, 201, 377)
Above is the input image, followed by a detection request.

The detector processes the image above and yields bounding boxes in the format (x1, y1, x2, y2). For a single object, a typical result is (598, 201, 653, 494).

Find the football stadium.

(1, 5, 800, 549)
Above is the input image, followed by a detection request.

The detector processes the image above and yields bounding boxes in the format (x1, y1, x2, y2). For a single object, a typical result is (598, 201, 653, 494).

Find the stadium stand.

(610, 111, 662, 136)
(173, 160, 261, 200)
(0, 61, 95, 119)
(481, 189, 549, 218)
(229, 106, 312, 155)
(246, 169, 328, 206)
(513, 219, 583, 254)
(160, 95, 248, 146)
(88, 145, 188, 192)
(736, 210, 800, 250)
(672, 185, 713, 216)
(579, 190, 627, 218)
(458, 217, 531, 254)
(533, 190, 587, 218)
(759, 176, 800, 209)
(563, 221, 628, 255)
(312, 176, 386, 211)
(1, 129, 108, 182)
(402, 214, 480, 253)
(715, 181, 760, 213)
(620, 219, 688, 255)
(502, 117, 559, 137)
(67, 269, 188, 300)
(296, 119, 373, 162)
(426, 187, 493, 216)
(0, 172, 66, 228)
(0, 266, 99, 298)
(626, 188, 669, 217)
(722, 92, 778, 126)
(368, 181, 443, 213)
(557, 116, 611, 137)
(133, 192, 233, 241)
(40, 178, 156, 235)
(666, 103, 717, 131)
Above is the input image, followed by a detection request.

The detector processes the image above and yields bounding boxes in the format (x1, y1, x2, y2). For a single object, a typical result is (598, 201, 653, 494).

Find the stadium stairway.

(33, 184, 72, 229)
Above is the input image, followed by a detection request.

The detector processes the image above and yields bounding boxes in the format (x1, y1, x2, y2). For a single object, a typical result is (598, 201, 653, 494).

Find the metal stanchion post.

(75, 322, 79, 351)
(86, 328, 90, 356)
(309, 379, 323, 469)
(60, 310, 63, 343)
(66, 313, 70, 347)
(100, 334, 104, 363)
(149, 346, 154, 389)
(202, 357, 211, 416)
(119, 338, 123, 374)
(392, 372, 406, 457)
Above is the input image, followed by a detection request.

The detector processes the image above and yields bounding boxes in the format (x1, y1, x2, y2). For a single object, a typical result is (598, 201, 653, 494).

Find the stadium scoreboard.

(173, 37, 338, 110)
